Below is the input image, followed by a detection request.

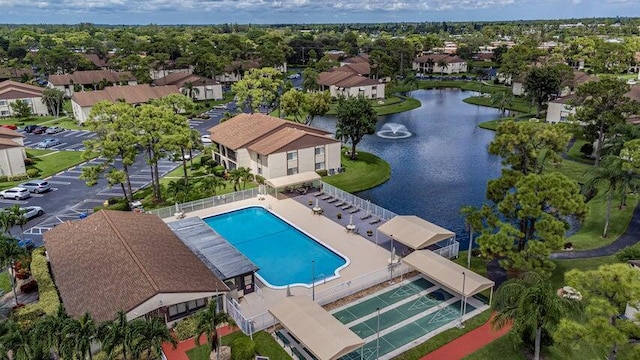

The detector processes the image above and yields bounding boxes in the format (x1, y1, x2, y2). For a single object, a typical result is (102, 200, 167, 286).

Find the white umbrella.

(391, 246, 396, 263)
(349, 214, 353, 226)
(286, 285, 291, 297)
(315, 199, 319, 208)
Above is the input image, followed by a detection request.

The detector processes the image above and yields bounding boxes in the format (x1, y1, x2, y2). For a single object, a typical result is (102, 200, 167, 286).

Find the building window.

(258, 167, 262, 175)
(0, 100, 6, 106)
(287, 167, 298, 175)
(315, 162, 325, 170)
(287, 151, 297, 161)
(314, 147, 324, 156)
(167, 298, 207, 321)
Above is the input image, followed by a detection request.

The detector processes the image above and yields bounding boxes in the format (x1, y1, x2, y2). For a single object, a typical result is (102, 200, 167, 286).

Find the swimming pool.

(203, 206, 349, 289)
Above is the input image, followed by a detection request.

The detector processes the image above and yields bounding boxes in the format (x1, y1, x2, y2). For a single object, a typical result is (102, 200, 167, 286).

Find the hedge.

(14, 248, 61, 325)
(230, 336, 255, 360)
(174, 316, 198, 341)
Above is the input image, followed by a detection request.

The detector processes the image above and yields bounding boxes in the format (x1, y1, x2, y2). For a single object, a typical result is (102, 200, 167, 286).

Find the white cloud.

(0, 0, 521, 13)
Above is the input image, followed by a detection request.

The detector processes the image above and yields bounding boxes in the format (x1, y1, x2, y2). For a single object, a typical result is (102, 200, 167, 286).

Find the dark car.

(24, 125, 38, 133)
(33, 126, 48, 134)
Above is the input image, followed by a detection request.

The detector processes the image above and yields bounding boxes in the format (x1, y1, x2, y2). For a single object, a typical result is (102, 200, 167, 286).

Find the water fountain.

(376, 123, 412, 139)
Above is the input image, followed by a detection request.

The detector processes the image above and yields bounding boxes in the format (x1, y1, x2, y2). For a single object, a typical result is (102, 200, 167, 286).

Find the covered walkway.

(265, 172, 321, 200)
(377, 216, 455, 250)
(269, 296, 364, 360)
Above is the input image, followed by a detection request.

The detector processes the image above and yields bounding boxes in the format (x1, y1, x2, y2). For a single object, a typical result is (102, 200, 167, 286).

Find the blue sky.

(1, 0, 639, 24)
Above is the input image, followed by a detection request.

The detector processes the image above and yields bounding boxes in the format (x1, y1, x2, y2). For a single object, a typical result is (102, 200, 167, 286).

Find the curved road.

(550, 203, 640, 259)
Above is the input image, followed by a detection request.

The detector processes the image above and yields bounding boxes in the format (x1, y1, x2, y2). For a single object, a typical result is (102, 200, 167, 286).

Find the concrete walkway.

(551, 203, 640, 259)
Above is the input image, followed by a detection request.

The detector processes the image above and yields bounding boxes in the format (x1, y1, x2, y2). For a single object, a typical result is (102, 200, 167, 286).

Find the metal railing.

(432, 241, 460, 259)
(226, 297, 256, 335)
(321, 182, 398, 220)
(147, 188, 262, 219)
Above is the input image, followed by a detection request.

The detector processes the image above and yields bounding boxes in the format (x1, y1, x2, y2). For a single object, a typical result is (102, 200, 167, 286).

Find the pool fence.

(227, 263, 414, 336)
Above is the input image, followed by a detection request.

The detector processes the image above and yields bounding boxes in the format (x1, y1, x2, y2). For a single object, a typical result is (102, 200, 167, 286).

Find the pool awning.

(269, 296, 364, 360)
(265, 171, 321, 189)
(377, 215, 455, 250)
(403, 250, 494, 297)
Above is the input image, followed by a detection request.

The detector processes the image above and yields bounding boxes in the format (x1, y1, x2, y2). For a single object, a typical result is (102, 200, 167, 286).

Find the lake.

(311, 88, 503, 249)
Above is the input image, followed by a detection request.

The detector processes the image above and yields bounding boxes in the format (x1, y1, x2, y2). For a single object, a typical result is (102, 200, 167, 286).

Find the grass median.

(322, 149, 391, 193)
(0, 149, 87, 190)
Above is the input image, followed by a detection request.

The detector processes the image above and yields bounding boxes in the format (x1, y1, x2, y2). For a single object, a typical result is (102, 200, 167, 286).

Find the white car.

(0, 187, 31, 200)
(201, 135, 213, 144)
(21, 206, 44, 220)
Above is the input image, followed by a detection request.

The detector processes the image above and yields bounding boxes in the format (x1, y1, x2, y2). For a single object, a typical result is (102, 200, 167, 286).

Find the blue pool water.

(203, 207, 348, 288)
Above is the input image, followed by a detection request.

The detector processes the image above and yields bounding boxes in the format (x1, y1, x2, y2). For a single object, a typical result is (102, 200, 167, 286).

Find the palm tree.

(194, 299, 233, 356)
(437, 59, 449, 78)
(33, 306, 71, 360)
(64, 312, 98, 360)
(0, 209, 18, 236)
(131, 316, 176, 360)
(100, 311, 134, 360)
(492, 272, 579, 360)
(0, 320, 38, 360)
(425, 58, 435, 74)
(199, 175, 226, 196)
(403, 75, 419, 90)
(227, 169, 243, 192)
(181, 82, 200, 100)
(586, 155, 627, 238)
(167, 179, 192, 204)
(490, 92, 514, 118)
(8, 205, 27, 240)
(0, 236, 27, 307)
(237, 167, 254, 190)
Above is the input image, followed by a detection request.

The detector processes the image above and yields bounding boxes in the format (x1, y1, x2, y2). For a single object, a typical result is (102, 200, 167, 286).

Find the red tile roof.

(317, 71, 380, 88)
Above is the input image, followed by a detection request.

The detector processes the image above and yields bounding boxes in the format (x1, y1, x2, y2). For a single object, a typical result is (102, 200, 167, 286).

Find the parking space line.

(53, 175, 80, 179)
(46, 180, 71, 185)
(64, 131, 79, 137)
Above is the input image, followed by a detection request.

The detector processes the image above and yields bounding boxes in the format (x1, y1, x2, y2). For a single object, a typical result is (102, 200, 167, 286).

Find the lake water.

(311, 88, 503, 249)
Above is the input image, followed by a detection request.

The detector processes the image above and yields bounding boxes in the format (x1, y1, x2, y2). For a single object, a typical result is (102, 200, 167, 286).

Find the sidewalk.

(420, 316, 511, 360)
(162, 325, 238, 360)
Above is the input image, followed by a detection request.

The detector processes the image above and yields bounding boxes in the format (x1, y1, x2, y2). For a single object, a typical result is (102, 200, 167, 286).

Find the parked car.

(24, 125, 38, 133)
(45, 126, 64, 134)
(19, 179, 51, 193)
(35, 138, 61, 148)
(1, 124, 17, 130)
(21, 206, 44, 220)
(33, 126, 48, 134)
(0, 187, 31, 200)
(17, 238, 35, 250)
(287, 73, 301, 79)
(201, 135, 213, 144)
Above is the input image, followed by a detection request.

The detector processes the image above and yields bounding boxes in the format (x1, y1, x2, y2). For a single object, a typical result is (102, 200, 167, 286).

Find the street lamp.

(376, 307, 381, 360)
(458, 271, 466, 328)
(312, 260, 315, 301)
(389, 234, 395, 284)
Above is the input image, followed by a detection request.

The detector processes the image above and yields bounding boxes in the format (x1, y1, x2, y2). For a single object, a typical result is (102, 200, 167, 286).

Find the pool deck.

(163, 194, 394, 319)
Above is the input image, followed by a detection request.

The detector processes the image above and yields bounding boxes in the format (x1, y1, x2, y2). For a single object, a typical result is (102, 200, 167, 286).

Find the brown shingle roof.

(83, 54, 109, 68)
(0, 138, 21, 148)
(0, 67, 32, 80)
(334, 63, 371, 76)
(0, 127, 25, 138)
(0, 80, 44, 100)
(317, 71, 379, 88)
(44, 210, 228, 322)
(224, 60, 261, 73)
(71, 84, 180, 107)
(342, 55, 369, 64)
(208, 113, 332, 150)
(625, 86, 640, 102)
(248, 127, 339, 155)
(48, 70, 136, 86)
(573, 71, 597, 87)
(155, 72, 219, 87)
(414, 54, 466, 64)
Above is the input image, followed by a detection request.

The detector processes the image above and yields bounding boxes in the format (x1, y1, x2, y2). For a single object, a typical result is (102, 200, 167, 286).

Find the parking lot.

(8, 103, 234, 245)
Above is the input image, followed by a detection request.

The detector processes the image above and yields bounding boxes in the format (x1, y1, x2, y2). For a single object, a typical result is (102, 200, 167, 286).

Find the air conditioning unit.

(255, 357, 269, 360)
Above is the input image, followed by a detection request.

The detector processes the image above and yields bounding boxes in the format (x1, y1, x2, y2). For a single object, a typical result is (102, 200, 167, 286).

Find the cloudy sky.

(1, 0, 638, 24)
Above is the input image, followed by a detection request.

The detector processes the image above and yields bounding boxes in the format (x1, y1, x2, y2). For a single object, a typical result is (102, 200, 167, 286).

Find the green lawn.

(0, 116, 56, 127)
(565, 139, 594, 165)
(463, 95, 536, 114)
(186, 331, 291, 360)
(0, 271, 10, 293)
(322, 149, 391, 193)
(0, 150, 87, 190)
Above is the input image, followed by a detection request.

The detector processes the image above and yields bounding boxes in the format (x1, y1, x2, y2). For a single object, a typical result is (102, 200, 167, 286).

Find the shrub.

(0, 176, 7, 182)
(316, 169, 328, 177)
(617, 244, 640, 262)
(200, 155, 213, 167)
(255, 175, 265, 185)
(213, 165, 225, 177)
(231, 336, 255, 360)
(14, 248, 61, 325)
(9, 174, 28, 181)
(23, 158, 35, 166)
(26, 169, 40, 178)
(174, 316, 198, 341)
